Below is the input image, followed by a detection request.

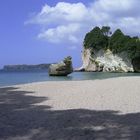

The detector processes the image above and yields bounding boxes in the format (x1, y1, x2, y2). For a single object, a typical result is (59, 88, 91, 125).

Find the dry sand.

(1, 76, 140, 140)
(15, 76, 140, 114)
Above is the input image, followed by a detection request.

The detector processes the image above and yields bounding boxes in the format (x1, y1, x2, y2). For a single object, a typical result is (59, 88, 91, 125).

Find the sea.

(0, 70, 140, 87)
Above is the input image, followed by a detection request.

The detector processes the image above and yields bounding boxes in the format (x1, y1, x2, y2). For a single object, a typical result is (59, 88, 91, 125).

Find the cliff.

(132, 57, 140, 72)
(81, 48, 134, 72)
(2, 64, 51, 71)
(80, 26, 140, 72)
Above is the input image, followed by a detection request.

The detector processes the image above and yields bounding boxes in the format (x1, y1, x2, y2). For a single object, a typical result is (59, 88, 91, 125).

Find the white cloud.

(27, 0, 140, 46)
(38, 23, 81, 43)
(30, 2, 88, 25)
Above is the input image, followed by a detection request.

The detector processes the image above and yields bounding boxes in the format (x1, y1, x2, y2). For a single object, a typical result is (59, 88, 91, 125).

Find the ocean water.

(0, 71, 139, 87)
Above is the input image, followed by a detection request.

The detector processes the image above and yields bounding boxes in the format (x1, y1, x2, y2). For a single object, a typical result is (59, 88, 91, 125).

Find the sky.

(0, 0, 140, 68)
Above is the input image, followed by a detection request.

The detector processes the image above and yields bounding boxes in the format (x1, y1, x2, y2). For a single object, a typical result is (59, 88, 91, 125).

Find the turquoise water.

(0, 71, 139, 87)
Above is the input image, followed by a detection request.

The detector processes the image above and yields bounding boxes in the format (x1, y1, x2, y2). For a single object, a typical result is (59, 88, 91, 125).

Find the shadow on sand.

(0, 87, 140, 140)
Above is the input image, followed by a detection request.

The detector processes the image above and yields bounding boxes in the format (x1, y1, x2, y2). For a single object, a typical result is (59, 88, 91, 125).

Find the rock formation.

(49, 56, 73, 76)
(79, 26, 140, 72)
(80, 48, 134, 72)
(132, 57, 140, 72)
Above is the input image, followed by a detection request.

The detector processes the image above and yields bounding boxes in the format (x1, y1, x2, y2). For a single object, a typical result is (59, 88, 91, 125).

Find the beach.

(14, 76, 140, 114)
(0, 76, 140, 139)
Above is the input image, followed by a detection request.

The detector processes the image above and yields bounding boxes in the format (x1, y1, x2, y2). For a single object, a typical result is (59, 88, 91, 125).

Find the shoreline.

(0, 76, 140, 139)
(0, 75, 139, 87)
(0, 72, 140, 88)
(3, 76, 139, 114)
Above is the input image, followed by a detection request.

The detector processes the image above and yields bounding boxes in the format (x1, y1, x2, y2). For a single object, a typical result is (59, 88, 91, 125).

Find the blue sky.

(0, 0, 140, 68)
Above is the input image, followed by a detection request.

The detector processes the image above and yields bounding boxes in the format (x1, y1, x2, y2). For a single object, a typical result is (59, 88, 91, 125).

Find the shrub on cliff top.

(84, 26, 140, 59)
(84, 26, 108, 50)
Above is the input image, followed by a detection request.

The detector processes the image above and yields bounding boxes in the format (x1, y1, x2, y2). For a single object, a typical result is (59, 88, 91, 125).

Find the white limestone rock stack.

(80, 48, 134, 72)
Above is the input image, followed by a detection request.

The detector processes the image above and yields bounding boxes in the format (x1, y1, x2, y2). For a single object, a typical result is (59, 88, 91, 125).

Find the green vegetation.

(84, 26, 140, 59)
(84, 26, 108, 50)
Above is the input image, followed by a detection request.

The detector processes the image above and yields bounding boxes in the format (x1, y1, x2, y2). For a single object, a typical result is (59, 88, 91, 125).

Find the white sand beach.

(1, 76, 140, 140)
(15, 76, 140, 114)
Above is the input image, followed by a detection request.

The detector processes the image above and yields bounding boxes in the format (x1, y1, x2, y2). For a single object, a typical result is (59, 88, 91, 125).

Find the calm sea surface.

(0, 71, 139, 87)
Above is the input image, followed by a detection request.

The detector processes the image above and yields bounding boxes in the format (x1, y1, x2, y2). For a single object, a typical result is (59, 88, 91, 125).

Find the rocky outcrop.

(49, 56, 73, 76)
(132, 57, 140, 72)
(79, 26, 140, 73)
(80, 48, 134, 72)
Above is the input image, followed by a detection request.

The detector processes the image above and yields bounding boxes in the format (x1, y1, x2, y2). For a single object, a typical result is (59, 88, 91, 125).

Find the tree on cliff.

(101, 26, 112, 36)
(110, 29, 126, 53)
(110, 29, 140, 59)
(84, 26, 140, 59)
(84, 27, 108, 50)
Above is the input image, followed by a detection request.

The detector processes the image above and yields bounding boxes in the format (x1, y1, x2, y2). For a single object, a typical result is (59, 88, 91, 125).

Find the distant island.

(1, 64, 51, 71)
(79, 26, 140, 72)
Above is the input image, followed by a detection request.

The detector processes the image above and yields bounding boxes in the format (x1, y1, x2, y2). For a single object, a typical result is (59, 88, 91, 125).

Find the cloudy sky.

(0, 0, 140, 68)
